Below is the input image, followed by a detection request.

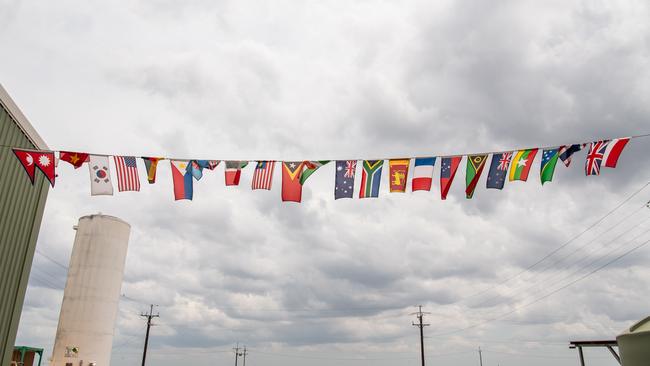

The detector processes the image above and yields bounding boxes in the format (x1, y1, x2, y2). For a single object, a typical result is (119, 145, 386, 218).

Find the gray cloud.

(3, 1, 650, 365)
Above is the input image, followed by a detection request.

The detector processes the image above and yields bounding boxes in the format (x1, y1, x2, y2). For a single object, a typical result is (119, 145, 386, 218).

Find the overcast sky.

(3, 0, 650, 365)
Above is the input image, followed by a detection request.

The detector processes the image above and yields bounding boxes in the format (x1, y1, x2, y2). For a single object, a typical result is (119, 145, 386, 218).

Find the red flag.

(224, 161, 248, 186)
(59, 151, 89, 169)
(13, 149, 56, 187)
(603, 137, 630, 168)
(282, 161, 304, 202)
(440, 156, 461, 200)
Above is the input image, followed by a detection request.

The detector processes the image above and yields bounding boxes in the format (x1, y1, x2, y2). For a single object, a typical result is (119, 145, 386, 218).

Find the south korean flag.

(88, 155, 114, 195)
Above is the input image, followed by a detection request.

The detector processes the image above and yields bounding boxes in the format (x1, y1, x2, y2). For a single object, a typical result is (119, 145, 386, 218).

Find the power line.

(457, 180, 650, 305)
(430, 237, 650, 337)
(470, 211, 650, 310)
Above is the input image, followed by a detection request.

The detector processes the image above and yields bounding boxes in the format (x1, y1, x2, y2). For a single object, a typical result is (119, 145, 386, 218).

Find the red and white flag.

(603, 137, 630, 168)
(12, 148, 56, 187)
(252, 161, 275, 190)
(225, 161, 248, 186)
(113, 156, 141, 192)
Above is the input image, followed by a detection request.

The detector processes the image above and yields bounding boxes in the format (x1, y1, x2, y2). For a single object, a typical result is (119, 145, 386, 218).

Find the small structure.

(570, 315, 650, 366)
(617, 316, 650, 366)
(569, 340, 620, 365)
(11, 346, 43, 366)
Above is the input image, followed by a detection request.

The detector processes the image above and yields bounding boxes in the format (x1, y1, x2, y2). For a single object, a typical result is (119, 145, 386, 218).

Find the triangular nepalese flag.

(170, 160, 193, 200)
(300, 161, 330, 184)
(486, 152, 511, 190)
(389, 159, 409, 193)
(440, 156, 461, 200)
(465, 154, 487, 199)
(88, 155, 113, 195)
(509, 149, 538, 182)
(359, 160, 383, 198)
(412, 157, 435, 192)
(335, 160, 356, 199)
(540, 148, 559, 185)
(282, 161, 304, 202)
(142, 157, 163, 184)
(13, 149, 56, 187)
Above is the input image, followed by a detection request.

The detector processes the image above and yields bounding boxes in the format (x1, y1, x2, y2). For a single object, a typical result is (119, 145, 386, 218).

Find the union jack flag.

(498, 152, 512, 171)
(585, 140, 610, 176)
(344, 160, 357, 178)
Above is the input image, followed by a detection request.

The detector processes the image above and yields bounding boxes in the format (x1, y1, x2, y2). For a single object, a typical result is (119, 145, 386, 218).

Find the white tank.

(50, 214, 131, 366)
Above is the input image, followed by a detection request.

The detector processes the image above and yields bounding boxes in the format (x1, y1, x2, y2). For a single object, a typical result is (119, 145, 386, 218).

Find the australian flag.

(335, 160, 356, 199)
(486, 152, 512, 189)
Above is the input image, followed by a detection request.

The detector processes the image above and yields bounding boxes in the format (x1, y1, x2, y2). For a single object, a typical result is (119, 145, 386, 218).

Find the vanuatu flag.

(359, 160, 384, 198)
(465, 154, 488, 199)
(142, 157, 163, 184)
(300, 160, 330, 184)
(282, 161, 305, 202)
(540, 148, 559, 185)
(509, 149, 538, 182)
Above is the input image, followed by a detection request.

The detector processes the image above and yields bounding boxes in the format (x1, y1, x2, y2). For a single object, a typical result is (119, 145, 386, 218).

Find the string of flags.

(9, 136, 634, 203)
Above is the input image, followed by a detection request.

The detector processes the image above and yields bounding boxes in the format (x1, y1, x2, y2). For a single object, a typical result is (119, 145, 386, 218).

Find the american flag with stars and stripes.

(252, 161, 275, 190)
(113, 156, 141, 191)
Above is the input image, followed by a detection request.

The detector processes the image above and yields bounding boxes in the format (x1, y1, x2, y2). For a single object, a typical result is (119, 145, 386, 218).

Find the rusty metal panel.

(0, 97, 49, 366)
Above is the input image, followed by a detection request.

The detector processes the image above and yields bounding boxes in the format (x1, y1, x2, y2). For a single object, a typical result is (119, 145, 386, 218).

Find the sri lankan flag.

(300, 160, 330, 184)
(509, 149, 538, 182)
(282, 161, 305, 202)
(465, 154, 488, 199)
(142, 157, 164, 184)
(359, 160, 384, 198)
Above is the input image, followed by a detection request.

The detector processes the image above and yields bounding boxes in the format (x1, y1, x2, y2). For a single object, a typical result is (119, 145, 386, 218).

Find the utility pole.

(411, 305, 430, 366)
(140, 304, 159, 366)
(233, 343, 242, 366)
(242, 346, 248, 366)
(478, 346, 483, 366)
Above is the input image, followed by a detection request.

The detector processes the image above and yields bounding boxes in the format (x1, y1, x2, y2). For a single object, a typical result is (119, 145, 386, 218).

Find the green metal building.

(0, 84, 49, 366)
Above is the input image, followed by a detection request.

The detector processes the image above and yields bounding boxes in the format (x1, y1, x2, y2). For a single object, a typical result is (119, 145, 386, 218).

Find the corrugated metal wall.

(0, 104, 49, 366)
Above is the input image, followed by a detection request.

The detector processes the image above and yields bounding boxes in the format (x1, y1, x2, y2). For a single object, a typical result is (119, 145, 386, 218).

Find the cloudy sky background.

(2, 0, 650, 365)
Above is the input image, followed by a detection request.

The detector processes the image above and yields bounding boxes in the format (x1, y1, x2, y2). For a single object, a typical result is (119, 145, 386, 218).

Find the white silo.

(50, 214, 131, 366)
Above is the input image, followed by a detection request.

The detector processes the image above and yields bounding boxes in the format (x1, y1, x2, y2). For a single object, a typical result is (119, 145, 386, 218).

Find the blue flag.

(335, 160, 357, 199)
(486, 152, 512, 189)
(558, 144, 583, 167)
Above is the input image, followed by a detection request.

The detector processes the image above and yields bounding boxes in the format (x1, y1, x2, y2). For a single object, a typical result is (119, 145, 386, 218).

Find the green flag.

(299, 160, 330, 185)
(540, 148, 560, 185)
(465, 154, 488, 199)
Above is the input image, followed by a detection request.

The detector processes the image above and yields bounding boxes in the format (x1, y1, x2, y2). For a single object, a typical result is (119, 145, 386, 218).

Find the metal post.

(578, 346, 585, 366)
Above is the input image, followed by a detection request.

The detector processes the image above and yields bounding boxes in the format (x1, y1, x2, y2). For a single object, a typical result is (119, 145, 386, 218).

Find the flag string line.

(0, 133, 648, 162)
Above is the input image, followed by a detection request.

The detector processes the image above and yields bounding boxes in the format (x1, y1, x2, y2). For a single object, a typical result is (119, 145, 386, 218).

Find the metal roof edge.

(0, 83, 48, 150)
